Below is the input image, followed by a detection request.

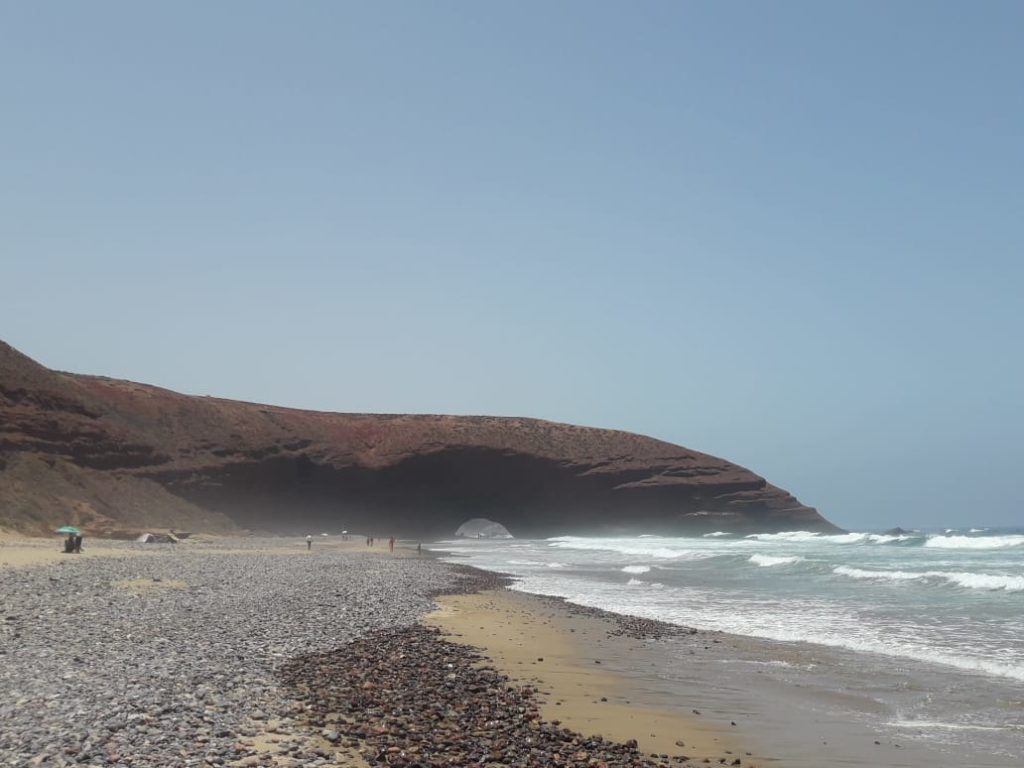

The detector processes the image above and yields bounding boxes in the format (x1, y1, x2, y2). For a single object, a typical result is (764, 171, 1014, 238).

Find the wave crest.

(834, 566, 1024, 592)
(925, 535, 1024, 550)
(749, 554, 803, 567)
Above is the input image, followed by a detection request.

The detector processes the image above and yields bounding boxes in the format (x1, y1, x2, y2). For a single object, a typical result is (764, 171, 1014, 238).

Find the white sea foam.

(925, 535, 1024, 550)
(749, 554, 802, 567)
(824, 532, 873, 544)
(864, 533, 914, 543)
(889, 719, 1008, 732)
(745, 531, 821, 542)
(547, 538, 701, 559)
(622, 565, 651, 574)
(834, 566, 926, 582)
(546, 562, 567, 568)
(943, 572, 1024, 591)
(717, 659, 798, 668)
(703, 531, 730, 538)
(627, 578, 645, 586)
(834, 566, 1024, 592)
(745, 531, 870, 544)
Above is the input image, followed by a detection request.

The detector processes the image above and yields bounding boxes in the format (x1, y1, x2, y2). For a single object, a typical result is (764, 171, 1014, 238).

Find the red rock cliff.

(0, 340, 840, 537)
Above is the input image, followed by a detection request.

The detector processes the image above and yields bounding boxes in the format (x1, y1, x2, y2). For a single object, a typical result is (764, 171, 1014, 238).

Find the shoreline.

(425, 589, 743, 763)
(428, 537, 1024, 767)
(2, 536, 1012, 766)
(425, 571, 1018, 768)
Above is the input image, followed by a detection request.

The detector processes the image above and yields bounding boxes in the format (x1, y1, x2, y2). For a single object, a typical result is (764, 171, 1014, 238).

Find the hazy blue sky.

(2, 2, 1021, 530)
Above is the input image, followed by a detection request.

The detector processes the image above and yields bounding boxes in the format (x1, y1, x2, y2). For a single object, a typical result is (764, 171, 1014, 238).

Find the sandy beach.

(0, 533, 146, 569)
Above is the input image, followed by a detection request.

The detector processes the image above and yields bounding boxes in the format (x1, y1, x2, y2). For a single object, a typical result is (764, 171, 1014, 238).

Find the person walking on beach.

(416, 542, 422, 555)
(73, 534, 83, 553)
(306, 535, 312, 551)
(388, 536, 395, 553)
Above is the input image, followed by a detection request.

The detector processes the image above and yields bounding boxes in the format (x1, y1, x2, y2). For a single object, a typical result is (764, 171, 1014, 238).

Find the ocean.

(431, 527, 1024, 762)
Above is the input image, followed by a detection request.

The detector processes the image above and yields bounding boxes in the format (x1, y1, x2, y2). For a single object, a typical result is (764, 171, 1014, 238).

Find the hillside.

(0, 340, 840, 537)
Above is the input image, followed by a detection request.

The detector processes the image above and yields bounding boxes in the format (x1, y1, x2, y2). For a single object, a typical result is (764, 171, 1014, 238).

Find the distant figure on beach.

(306, 535, 312, 551)
(73, 534, 83, 553)
(388, 536, 395, 553)
(64, 535, 75, 554)
(416, 542, 422, 555)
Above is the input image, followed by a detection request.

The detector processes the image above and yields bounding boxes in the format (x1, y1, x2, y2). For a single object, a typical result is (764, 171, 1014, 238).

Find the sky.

(2, 2, 1021, 531)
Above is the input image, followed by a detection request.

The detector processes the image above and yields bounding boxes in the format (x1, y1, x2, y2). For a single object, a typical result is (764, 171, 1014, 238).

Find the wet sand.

(426, 589, 743, 763)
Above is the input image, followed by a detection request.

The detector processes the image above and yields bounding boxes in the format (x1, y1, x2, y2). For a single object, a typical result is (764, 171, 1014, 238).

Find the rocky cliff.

(0, 340, 839, 537)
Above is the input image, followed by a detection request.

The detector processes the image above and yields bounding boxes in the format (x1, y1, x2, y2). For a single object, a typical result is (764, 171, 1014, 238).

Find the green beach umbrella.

(55, 526, 80, 534)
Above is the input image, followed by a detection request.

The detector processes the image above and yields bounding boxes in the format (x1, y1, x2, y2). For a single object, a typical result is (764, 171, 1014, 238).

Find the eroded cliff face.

(0, 340, 840, 536)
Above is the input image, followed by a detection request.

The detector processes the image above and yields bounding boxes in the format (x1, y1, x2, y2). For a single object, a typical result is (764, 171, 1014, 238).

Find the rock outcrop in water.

(0, 340, 840, 537)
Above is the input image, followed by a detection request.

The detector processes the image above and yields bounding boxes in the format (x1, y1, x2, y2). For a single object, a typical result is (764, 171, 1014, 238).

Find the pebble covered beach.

(0, 539, 478, 766)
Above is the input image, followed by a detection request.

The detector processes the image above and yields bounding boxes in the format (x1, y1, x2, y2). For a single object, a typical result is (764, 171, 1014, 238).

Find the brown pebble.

(280, 611, 687, 768)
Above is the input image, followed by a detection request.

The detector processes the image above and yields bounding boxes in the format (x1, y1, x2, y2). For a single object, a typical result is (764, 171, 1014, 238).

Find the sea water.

(432, 528, 1024, 761)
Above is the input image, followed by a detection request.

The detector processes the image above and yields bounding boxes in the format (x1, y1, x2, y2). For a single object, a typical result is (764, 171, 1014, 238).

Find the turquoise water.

(433, 527, 1024, 758)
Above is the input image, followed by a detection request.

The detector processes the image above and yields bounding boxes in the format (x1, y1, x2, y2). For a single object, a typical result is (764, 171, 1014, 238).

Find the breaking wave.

(889, 719, 1009, 732)
(834, 566, 1024, 592)
(749, 554, 803, 567)
(547, 537, 709, 560)
(622, 565, 651, 574)
(924, 535, 1024, 550)
(745, 531, 916, 545)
